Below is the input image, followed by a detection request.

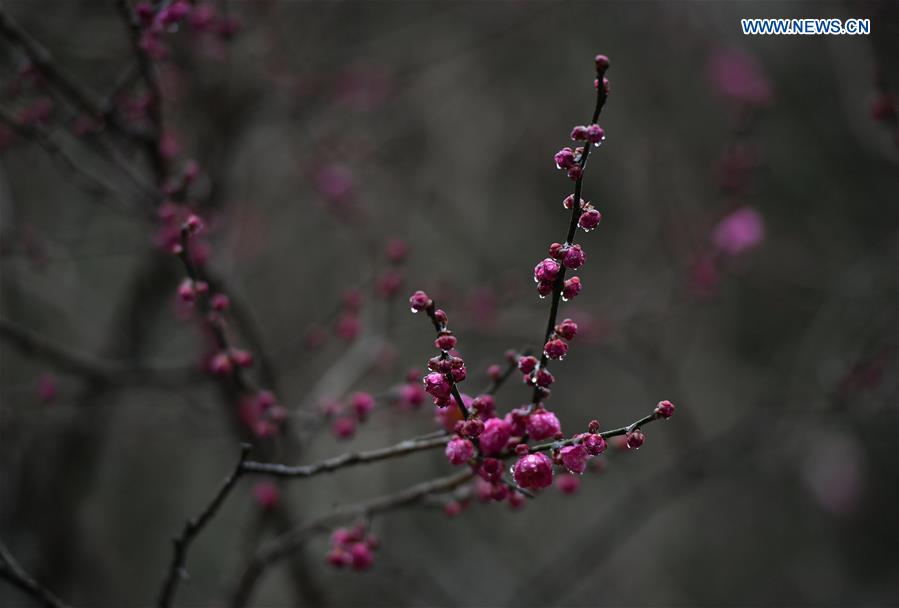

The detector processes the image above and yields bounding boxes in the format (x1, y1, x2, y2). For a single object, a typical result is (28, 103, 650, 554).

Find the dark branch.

(0, 540, 73, 608)
(157, 444, 252, 608)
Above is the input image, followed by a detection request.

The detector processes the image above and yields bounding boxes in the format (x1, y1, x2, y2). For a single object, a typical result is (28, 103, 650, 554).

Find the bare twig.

(229, 469, 474, 608)
(0, 318, 199, 387)
(157, 444, 252, 608)
(0, 539, 72, 608)
(241, 434, 450, 478)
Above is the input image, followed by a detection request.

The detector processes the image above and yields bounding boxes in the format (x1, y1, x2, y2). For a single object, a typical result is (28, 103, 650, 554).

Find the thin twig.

(157, 444, 252, 608)
(0, 539, 73, 608)
(532, 66, 609, 405)
(0, 318, 199, 387)
(241, 434, 450, 478)
(229, 469, 474, 608)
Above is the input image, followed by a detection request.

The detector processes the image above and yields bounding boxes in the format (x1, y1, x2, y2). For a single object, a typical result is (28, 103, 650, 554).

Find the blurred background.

(1, 1, 897, 606)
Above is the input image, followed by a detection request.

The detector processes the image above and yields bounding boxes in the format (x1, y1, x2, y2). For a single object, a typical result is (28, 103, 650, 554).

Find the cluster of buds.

(208, 347, 254, 376)
(326, 524, 378, 571)
(238, 390, 288, 438)
(533, 256, 582, 301)
(410, 291, 468, 411)
(562, 195, 603, 232)
(516, 353, 555, 393)
(159, 202, 209, 262)
(323, 391, 377, 440)
(336, 288, 363, 342)
(133, 1, 242, 61)
(375, 238, 407, 298)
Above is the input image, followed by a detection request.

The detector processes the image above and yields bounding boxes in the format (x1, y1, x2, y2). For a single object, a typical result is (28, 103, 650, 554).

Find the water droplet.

(538, 294, 547, 300)
(561, 295, 569, 302)
(410, 308, 419, 314)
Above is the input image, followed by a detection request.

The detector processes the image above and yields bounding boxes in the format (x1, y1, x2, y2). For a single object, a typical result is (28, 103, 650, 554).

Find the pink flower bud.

(471, 394, 495, 418)
(326, 548, 351, 568)
(486, 364, 503, 381)
(445, 437, 474, 466)
(655, 399, 675, 418)
(351, 391, 375, 420)
(461, 418, 484, 438)
(570, 125, 588, 141)
(209, 352, 233, 375)
(527, 409, 561, 441)
(560, 444, 589, 474)
(349, 543, 374, 571)
(253, 482, 279, 510)
(536, 280, 555, 298)
(567, 165, 583, 180)
(408, 290, 431, 313)
(211, 293, 230, 312)
(512, 452, 554, 490)
(534, 368, 555, 388)
(517, 356, 538, 374)
(578, 208, 602, 231)
(562, 276, 582, 301)
(183, 213, 203, 235)
(230, 349, 254, 368)
(555, 318, 578, 340)
(423, 372, 451, 400)
(177, 278, 197, 303)
(626, 428, 645, 449)
(581, 433, 607, 456)
(444, 501, 463, 518)
(534, 257, 561, 283)
(585, 124, 605, 145)
(557, 473, 581, 495)
(479, 417, 512, 455)
(595, 54, 610, 73)
(554, 147, 576, 170)
(332, 417, 356, 440)
(435, 332, 457, 351)
(561, 244, 586, 270)
(478, 458, 503, 482)
(385, 238, 408, 263)
(544, 338, 568, 360)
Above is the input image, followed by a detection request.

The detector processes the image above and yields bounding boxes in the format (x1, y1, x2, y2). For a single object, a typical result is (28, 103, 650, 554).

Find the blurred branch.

(229, 469, 475, 608)
(0, 9, 144, 142)
(114, 0, 167, 180)
(0, 540, 72, 608)
(0, 107, 144, 212)
(0, 317, 200, 387)
(157, 443, 252, 608)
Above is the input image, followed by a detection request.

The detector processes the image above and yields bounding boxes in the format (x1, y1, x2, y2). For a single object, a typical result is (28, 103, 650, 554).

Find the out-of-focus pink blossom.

(711, 206, 765, 255)
(707, 48, 773, 107)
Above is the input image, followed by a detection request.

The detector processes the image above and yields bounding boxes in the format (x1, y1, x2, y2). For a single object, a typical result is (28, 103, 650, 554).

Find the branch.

(114, 0, 167, 180)
(0, 318, 199, 387)
(532, 64, 609, 405)
(241, 433, 450, 478)
(0, 539, 73, 608)
(157, 443, 252, 608)
(229, 469, 474, 608)
(0, 9, 144, 142)
(525, 409, 664, 456)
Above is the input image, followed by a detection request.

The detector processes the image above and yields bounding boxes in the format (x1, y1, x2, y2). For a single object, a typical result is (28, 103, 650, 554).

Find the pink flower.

(544, 338, 568, 360)
(534, 258, 561, 283)
(527, 409, 562, 440)
(560, 444, 589, 474)
(512, 452, 554, 490)
(37, 373, 57, 404)
(712, 206, 765, 255)
(253, 482, 279, 510)
(479, 417, 512, 455)
(349, 542, 374, 571)
(445, 437, 474, 466)
(332, 417, 356, 440)
(557, 473, 581, 495)
(706, 48, 773, 107)
(423, 372, 451, 400)
(655, 399, 675, 418)
(350, 392, 375, 420)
